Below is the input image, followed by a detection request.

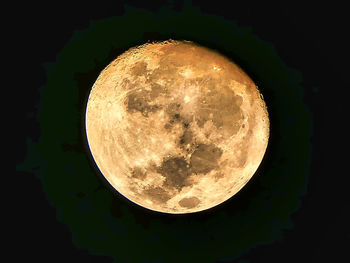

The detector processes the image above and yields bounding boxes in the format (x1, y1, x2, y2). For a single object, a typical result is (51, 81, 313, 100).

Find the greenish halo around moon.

(85, 39, 269, 214)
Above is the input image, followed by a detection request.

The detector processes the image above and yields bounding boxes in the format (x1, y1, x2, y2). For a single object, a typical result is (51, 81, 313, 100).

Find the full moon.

(85, 40, 269, 214)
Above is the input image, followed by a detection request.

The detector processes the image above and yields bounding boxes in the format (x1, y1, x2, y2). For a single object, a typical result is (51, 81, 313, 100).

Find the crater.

(190, 143, 223, 174)
(214, 172, 225, 181)
(157, 156, 191, 191)
(178, 196, 201, 208)
(130, 166, 147, 180)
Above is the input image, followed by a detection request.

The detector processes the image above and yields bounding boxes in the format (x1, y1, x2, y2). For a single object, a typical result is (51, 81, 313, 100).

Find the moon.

(85, 40, 269, 214)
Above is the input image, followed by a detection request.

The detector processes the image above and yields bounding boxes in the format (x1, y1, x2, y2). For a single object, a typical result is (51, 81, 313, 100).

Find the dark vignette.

(18, 3, 312, 263)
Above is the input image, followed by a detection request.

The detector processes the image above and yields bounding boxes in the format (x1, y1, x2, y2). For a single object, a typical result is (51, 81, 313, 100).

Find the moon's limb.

(85, 40, 269, 214)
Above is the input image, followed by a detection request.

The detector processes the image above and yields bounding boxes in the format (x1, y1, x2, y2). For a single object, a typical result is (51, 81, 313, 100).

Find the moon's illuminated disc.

(85, 40, 269, 214)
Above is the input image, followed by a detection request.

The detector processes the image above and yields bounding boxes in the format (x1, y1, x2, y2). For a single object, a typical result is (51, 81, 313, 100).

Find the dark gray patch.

(166, 103, 182, 118)
(149, 83, 164, 99)
(179, 129, 193, 146)
(157, 157, 191, 191)
(125, 91, 160, 117)
(125, 76, 166, 117)
(126, 92, 149, 113)
(130, 167, 147, 180)
(143, 186, 172, 204)
(131, 61, 149, 76)
(164, 103, 183, 129)
(190, 143, 223, 174)
(178, 196, 200, 208)
(196, 85, 243, 136)
(164, 123, 172, 130)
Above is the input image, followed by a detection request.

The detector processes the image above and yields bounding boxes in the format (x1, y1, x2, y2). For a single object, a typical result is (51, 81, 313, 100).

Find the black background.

(14, 0, 348, 262)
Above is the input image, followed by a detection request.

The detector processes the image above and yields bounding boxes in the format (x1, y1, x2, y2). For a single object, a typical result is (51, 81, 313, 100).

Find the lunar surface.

(85, 40, 269, 214)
